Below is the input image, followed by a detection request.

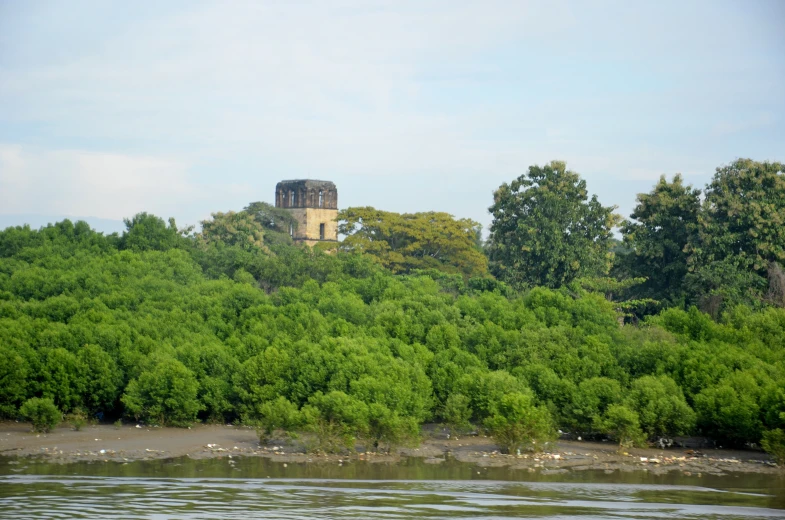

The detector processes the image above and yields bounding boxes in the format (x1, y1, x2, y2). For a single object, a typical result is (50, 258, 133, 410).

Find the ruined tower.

(275, 179, 338, 246)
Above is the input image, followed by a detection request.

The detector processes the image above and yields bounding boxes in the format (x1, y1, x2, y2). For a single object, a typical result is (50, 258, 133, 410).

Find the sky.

(1, 0, 784, 235)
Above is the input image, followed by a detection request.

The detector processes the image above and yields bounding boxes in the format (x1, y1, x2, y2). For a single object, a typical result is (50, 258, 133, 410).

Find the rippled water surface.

(2, 456, 783, 519)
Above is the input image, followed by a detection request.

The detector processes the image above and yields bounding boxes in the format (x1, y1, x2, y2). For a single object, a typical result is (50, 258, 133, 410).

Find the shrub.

(626, 375, 696, 438)
(0, 345, 28, 419)
(302, 391, 368, 454)
(443, 393, 472, 436)
(366, 403, 419, 454)
(19, 397, 61, 433)
(761, 429, 785, 466)
(694, 373, 763, 444)
(595, 404, 646, 449)
(483, 392, 556, 453)
(569, 377, 623, 433)
(66, 409, 87, 431)
(121, 357, 202, 427)
(252, 396, 301, 443)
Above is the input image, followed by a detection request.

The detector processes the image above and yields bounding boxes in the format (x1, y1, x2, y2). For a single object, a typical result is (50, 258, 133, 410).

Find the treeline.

(337, 159, 784, 318)
(486, 159, 785, 318)
(0, 158, 784, 457)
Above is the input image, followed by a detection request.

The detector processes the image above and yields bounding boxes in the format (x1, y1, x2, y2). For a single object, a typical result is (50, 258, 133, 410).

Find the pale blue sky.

(1, 0, 783, 235)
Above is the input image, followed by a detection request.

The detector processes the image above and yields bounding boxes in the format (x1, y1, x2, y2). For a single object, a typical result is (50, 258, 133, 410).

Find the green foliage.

(575, 276, 657, 320)
(693, 372, 763, 445)
(198, 211, 270, 252)
(366, 403, 419, 453)
(443, 393, 473, 435)
(338, 207, 488, 278)
(20, 397, 61, 433)
(38, 347, 86, 413)
(620, 174, 701, 304)
(615, 160, 785, 318)
(244, 201, 299, 246)
(488, 160, 619, 288)
(195, 201, 302, 254)
(684, 257, 767, 319)
(120, 213, 189, 252)
(694, 159, 785, 273)
(253, 396, 302, 443)
(0, 203, 783, 449)
(761, 429, 785, 466)
(77, 344, 122, 414)
(0, 345, 28, 418)
(66, 409, 87, 431)
(625, 375, 696, 438)
(595, 404, 646, 449)
(668, 159, 785, 316)
(235, 347, 291, 419)
(568, 377, 623, 433)
(456, 369, 528, 422)
(122, 357, 202, 427)
(302, 391, 368, 453)
(483, 392, 556, 453)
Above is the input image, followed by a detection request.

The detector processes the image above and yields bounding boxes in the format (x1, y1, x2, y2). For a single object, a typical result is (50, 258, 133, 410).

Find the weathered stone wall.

(276, 179, 339, 245)
(275, 180, 337, 209)
(285, 208, 309, 240)
(304, 208, 338, 242)
(285, 207, 338, 243)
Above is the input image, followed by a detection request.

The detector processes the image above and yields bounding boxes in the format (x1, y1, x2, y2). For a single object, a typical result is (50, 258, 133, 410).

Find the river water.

(1, 456, 783, 519)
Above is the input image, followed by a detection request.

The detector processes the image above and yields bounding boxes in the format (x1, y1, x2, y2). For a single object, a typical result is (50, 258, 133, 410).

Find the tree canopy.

(1, 159, 785, 458)
(120, 213, 191, 252)
(338, 207, 488, 278)
(614, 159, 785, 319)
(620, 174, 701, 305)
(488, 161, 619, 289)
(694, 158, 785, 273)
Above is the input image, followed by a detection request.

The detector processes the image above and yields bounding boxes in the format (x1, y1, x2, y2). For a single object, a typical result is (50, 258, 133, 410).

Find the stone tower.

(275, 179, 338, 246)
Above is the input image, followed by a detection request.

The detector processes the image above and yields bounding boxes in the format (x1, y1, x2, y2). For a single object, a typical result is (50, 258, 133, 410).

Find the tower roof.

(275, 179, 338, 210)
(276, 179, 336, 190)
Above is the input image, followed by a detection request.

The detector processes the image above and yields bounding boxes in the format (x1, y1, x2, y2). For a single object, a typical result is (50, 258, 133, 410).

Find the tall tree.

(683, 256, 766, 318)
(620, 174, 701, 304)
(198, 203, 299, 253)
(198, 211, 270, 252)
(120, 213, 191, 252)
(487, 161, 619, 288)
(337, 207, 488, 278)
(692, 158, 785, 273)
(685, 159, 784, 315)
(244, 201, 299, 247)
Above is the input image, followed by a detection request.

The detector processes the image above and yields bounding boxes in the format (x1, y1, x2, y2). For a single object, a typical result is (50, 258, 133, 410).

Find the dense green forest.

(1, 158, 784, 457)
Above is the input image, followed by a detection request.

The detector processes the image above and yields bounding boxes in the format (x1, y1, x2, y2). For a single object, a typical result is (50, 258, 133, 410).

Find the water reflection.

(1, 456, 783, 519)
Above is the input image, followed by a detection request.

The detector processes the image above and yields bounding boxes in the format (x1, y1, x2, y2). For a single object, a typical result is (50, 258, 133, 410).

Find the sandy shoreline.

(1, 421, 780, 476)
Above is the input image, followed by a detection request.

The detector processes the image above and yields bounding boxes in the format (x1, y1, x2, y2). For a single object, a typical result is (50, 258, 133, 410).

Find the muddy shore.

(1, 421, 780, 476)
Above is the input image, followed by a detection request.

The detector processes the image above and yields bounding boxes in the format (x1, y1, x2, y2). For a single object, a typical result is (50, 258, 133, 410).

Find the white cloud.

(0, 1, 782, 229)
(0, 1, 584, 177)
(0, 145, 196, 220)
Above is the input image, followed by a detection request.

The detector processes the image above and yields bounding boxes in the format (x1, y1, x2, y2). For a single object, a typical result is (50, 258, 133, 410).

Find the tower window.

(289, 223, 294, 237)
(319, 223, 325, 240)
(289, 191, 295, 207)
(319, 190, 324, 208)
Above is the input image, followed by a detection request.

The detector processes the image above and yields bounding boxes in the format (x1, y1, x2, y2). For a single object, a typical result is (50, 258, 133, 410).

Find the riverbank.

(1, 421, 780, 476)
